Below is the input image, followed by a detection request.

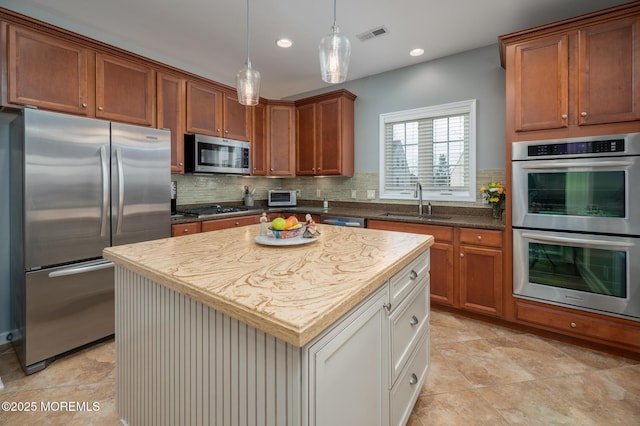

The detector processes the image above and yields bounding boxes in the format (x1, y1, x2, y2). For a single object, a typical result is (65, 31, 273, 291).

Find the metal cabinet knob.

(460, 253, 464, 257)
(82, 103, 88, 108)
(217, 128, 221, 133)
(409, 315, 419, 326)
(179, 162, 183, 166)
(409, 270, 418, 280)
(98, 106, 104, 111)
(477, 235, 482, 240)
(409, 373, 418, 385)
(561, 114, 567, 119)
(235, 221, 240, 226)
(570, 322, 577, 328)
(183, 228, 189, 233)
(581, 112, 587, 117)
(225, 129, 229, 134)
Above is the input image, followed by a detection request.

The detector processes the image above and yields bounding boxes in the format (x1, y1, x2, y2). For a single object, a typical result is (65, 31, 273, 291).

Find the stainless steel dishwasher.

(321, 215, 367, 228)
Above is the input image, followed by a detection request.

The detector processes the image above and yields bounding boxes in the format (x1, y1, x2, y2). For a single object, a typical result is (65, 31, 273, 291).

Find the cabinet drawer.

(459, 228, 502, 247)
(171, 222, 201, 236)
(389, 250, 429, 308)
(515, 301, 640, 351)
(390, 280, 429, 384)
(201, 215, 259, 232)
(390, 329, 429, 426)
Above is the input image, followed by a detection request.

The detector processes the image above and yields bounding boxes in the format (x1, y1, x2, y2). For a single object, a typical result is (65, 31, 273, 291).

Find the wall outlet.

(351, 189, 357, 199)
(296, 189, 301, 196)
(367, 190, 376, 199)
(316, 188, 322, 198)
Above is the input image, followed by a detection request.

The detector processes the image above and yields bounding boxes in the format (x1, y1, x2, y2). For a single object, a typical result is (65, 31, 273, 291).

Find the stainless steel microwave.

(184, 134, 250, 174)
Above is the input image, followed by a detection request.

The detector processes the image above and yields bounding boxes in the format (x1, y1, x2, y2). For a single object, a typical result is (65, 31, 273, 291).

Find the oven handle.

(520, 160, 633, 169)
(522, 233, 634, 249)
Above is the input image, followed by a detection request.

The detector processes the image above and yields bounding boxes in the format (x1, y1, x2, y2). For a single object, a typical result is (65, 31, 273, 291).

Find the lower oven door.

(513, 228, 639, 321)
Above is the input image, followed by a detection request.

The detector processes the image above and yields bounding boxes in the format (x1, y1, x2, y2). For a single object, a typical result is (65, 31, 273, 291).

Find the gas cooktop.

(176, 205, 257, 218)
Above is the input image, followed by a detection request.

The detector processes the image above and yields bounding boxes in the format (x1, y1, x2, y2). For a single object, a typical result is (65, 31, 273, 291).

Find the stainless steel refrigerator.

(10, 109, 170, 374)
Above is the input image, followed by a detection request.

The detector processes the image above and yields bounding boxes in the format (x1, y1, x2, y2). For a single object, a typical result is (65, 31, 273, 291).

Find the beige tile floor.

(1, 309, 638, 425)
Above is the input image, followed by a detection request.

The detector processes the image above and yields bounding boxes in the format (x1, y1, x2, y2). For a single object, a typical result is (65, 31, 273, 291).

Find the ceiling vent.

(356, 26, 389, 42)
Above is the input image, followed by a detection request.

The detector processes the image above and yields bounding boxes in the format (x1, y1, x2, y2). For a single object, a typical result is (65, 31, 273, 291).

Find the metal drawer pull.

(409, 270, 418, 280)
(409, 373, 418, 385)
(409, 315, 419, 326)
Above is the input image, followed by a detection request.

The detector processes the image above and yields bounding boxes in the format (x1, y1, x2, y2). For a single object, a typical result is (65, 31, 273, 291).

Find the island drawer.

(389, 279, 429, 384)
(390, 329, 429, 426)
(389, 250, 430, 309)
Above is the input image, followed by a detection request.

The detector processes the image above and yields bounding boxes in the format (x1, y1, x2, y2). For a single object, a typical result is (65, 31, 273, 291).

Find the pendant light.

(319, 0, 351, 84)
(236, 0, 260, 106)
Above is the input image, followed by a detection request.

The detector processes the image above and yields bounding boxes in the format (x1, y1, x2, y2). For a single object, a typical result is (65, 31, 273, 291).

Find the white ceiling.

(2, 0, 631, 99)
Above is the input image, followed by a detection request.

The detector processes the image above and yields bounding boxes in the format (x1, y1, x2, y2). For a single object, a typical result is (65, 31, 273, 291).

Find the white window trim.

(378, 99, 477, 202)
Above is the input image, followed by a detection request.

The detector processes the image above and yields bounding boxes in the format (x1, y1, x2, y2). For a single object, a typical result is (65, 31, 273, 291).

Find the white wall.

(289, 44, 506, 173)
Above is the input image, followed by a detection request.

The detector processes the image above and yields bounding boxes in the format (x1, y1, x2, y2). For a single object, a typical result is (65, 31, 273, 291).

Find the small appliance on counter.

(268, 190, 296, 207)
(171, 181, 178, 214)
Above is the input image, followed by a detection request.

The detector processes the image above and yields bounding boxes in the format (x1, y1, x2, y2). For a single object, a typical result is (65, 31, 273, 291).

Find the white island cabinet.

(104, 224, 432, 426)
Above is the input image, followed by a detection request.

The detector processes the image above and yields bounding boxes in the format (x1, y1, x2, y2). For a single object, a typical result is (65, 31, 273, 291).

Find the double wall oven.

(511, 133, 640, 321)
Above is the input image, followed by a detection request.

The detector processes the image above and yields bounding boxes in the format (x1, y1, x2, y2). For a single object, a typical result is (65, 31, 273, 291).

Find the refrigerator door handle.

(100, 146, 109, 237)
(115, 147, 125, 235)
(48, 260, 114, 278)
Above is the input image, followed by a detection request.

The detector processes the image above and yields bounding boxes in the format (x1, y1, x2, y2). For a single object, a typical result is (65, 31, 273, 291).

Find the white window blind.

(379, 99, 476, 202)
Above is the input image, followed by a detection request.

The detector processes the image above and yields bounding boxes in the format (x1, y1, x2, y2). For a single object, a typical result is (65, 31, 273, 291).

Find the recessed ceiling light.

(276, 38, 293, 48)
(410, 48, 424, 57)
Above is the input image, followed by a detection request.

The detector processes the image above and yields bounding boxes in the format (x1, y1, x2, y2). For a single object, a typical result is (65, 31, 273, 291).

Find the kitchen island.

(103, 224, 433, 426)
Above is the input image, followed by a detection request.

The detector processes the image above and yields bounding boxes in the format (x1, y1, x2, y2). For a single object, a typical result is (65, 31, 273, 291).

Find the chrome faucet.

(414, 182, 423, 215)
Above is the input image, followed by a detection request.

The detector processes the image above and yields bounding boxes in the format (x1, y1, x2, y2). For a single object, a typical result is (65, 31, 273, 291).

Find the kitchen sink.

(380, 212, 452, 221)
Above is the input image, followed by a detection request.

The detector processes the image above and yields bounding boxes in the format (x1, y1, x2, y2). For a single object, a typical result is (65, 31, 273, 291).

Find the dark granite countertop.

(171, 201, 505, 231)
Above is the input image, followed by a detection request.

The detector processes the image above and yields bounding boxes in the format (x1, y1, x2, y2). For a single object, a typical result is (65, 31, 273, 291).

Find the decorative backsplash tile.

(172, 169, 505, 209)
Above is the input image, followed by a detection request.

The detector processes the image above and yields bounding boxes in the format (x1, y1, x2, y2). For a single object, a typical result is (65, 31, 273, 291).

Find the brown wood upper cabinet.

(6, 25, 90, 115)
(6, 24, 156, 127)
(266, 101, 295, 176)
(185, 81, 250, 141)
(501, 11, 640, 138)
(157, 73, 185, 173)
(295, 90, 355, 176)
(251, 101, 268, 175)
(95, 53, 156, 127)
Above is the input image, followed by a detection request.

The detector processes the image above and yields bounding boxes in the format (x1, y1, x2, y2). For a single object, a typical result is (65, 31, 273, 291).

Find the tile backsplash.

(172, 169, 505, 209)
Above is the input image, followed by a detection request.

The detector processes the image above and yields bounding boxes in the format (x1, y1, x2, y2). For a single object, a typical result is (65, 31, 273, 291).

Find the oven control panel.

(527, 139, 625, 157)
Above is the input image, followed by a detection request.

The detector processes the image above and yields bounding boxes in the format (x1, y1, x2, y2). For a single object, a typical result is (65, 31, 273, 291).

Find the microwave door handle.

(520, 160, 634, 169)
(522, 233, 634, 250)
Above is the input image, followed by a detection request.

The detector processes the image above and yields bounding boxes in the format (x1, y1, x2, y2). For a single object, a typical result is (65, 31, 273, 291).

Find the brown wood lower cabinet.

(201, 215, 261, 232)
(515, 300, 640, 353)
(368, 220, 504, 318)
(171, 221, 201, 237)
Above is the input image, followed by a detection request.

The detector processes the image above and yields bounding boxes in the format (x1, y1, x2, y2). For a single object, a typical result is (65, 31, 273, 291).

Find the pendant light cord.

(245, 0, 251, 64)
(333, 0, 337, 26)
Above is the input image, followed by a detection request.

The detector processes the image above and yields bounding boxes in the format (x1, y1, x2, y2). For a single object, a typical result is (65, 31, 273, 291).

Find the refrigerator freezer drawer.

(23, 260, 115, 369)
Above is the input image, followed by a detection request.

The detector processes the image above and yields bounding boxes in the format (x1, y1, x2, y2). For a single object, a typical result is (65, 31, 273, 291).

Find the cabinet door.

(513, 34, 569, 131)
(7, 25, 89, 115)
(95, 53, 155, 126)
(295, 102, 317, 175)
(251, 102, 268, 175)
(157, 73, 185, 173)
(429, 242, 455, 307)
(307, 289, 386, 426)
(578, 16, 640, 125)
(222, 91, 250, 141)
(186, 81, 222, 136)
(459, 245, 503, 317)
(268, 103, 295, 176)
(316, 97, 343, 175)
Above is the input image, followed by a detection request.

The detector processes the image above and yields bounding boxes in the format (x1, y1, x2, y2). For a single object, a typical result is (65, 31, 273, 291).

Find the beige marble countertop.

(104, 224, 433, 347)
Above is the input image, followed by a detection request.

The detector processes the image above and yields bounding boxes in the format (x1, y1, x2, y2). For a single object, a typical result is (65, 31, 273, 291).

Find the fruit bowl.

(269, 226, 303, 239)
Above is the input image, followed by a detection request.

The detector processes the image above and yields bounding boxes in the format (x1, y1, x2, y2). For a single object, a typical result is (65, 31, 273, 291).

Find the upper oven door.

(512, 155, 640, 235)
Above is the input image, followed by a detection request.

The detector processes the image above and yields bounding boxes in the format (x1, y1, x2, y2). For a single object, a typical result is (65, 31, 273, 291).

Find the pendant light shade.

(319, 0, 350, 84)
(236, 0, 260, 105)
